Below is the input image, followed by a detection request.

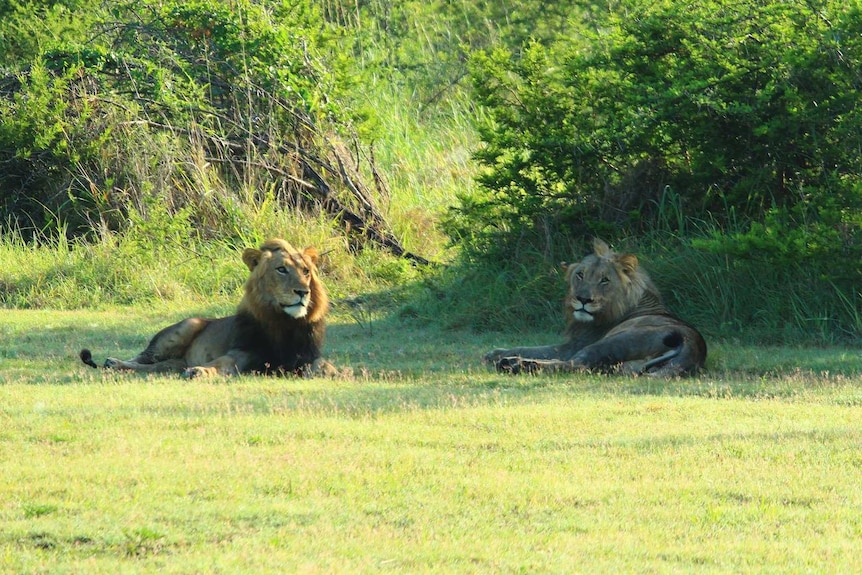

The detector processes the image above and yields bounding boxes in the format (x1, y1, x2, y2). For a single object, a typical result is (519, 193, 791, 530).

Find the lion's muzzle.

(571, 297, 600, 322)
(282, 289, 310, 318)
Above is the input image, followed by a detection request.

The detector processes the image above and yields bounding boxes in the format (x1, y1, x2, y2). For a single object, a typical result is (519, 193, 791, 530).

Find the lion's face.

(564, 239, 645, 325)
(242, 239, 328, 322)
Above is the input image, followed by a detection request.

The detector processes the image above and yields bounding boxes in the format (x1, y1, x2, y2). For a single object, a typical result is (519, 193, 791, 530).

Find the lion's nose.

(577, 296, 593, 305)
(294, 289, 309, 298)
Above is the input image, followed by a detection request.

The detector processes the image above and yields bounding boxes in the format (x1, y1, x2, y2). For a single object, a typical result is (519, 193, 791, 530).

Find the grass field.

(2, 307, 862, 573)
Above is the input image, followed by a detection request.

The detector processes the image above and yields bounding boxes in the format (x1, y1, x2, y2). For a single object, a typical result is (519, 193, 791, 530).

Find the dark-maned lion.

(484, 239, 706, 376)
(80, 238, 335, 378)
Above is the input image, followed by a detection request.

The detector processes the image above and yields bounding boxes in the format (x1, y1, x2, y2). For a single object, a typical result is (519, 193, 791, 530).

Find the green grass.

(2, 307, 862, 573)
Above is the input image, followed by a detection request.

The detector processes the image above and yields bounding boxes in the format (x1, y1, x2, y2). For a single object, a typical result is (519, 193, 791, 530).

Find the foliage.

(0, 0, 385, 245)
(435, 0, 862, 340)
(453, 0, 862, 261)
(320, 0, 589, 108)
(0, 0, 95, 65)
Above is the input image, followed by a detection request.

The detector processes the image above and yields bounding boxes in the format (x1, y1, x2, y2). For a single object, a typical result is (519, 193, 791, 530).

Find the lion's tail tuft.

(79, 349, 99, 369)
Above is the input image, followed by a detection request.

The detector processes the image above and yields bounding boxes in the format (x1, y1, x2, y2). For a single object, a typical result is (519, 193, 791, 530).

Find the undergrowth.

(354, 84, 481, 261)
(3, 211, 862, 347)
(410, 216, 862, 346)
(0, 216, 425, 311)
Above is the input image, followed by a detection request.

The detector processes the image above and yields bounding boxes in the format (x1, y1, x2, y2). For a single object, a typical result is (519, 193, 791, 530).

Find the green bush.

(0, 0, 356, 239)
(453, 0, 862, 251)
(0, 0, 95, 64)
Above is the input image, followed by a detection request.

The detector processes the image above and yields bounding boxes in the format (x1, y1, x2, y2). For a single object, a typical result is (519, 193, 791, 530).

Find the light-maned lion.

(80, 238, 336, 378)
(484, 239, 706, 376)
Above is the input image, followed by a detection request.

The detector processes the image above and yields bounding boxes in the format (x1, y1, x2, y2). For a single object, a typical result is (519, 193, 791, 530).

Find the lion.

(80, 238, 336, 378)
(484, 239, 706, 376)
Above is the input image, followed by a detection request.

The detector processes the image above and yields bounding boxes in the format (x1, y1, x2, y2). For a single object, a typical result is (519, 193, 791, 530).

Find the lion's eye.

(276, 266, 289, 275)
(600, 276, 610, 285)
(575, 271, 584, 280)
(301, 267, 310, 277)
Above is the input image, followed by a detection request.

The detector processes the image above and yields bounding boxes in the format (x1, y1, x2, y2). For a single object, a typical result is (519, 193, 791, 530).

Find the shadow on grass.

(3, 307, 862, 408)
(0, 310, 154, 361)
(114, 365, 862, 420)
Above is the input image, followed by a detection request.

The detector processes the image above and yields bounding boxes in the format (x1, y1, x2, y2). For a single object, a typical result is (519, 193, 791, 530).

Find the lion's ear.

(302, 247, 319, 266)
(617, 253, 639, 275)
(242, 248, 262, 271)
(592, 238, 611, 257)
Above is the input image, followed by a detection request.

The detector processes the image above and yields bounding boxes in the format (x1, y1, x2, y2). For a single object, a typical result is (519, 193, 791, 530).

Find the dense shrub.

(0, 0, 362, 239)
(451, 0, 862, 259)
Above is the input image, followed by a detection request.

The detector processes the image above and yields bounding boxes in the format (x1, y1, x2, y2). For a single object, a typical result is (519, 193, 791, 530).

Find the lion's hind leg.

(102, 317, 211, 373)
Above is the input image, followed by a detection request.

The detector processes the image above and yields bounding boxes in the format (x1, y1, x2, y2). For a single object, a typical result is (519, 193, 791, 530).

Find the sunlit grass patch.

(2, 308, 862, 572)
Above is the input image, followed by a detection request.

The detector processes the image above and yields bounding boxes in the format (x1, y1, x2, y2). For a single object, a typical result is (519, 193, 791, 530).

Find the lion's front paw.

(303, 359, 342, 378)
(182, 366, 217, 379)
(496, 356, 520, 374)
(496, 356, 542, 375)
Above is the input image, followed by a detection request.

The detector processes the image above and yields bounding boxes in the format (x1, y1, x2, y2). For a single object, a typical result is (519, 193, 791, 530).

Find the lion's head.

(563, 238, 659, 326)
(240, 238, 329, 324)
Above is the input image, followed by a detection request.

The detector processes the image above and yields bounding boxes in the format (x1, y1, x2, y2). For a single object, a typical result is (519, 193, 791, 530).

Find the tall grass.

(350, 83, 481, 260)
(642, 193, 862, 344)
(0, 227, 236, 309)
(0, 204, 423, 311)
(406, 184, 862, 345)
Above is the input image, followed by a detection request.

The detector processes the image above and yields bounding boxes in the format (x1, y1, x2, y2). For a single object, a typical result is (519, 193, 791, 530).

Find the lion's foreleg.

(182, 350, 255, 379)
(484, 343, 574, 365)
(496, 356, 585, 375)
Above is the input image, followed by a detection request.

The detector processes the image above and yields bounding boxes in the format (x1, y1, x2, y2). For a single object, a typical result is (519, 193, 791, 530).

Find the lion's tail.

(640, 330, 704, 376)
(79, 349, 99, 369)
(640, 347, 681, 373)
